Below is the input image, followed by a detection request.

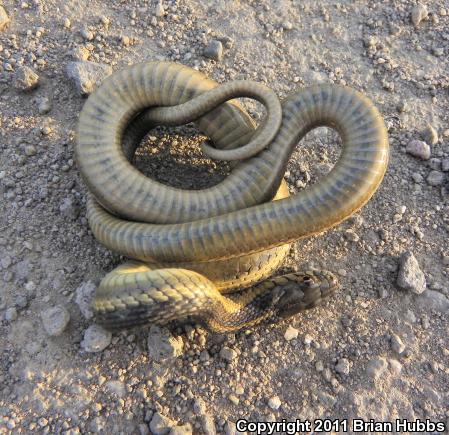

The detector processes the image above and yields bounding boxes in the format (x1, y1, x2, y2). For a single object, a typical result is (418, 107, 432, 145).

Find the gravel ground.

(1, 0, 448, 434)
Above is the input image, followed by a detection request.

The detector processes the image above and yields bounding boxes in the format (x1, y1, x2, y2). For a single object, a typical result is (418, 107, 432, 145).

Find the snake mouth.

(276, 270, 339, 319)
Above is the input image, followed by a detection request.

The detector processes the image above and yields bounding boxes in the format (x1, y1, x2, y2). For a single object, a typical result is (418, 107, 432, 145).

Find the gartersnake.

(75, 62, 389, 333)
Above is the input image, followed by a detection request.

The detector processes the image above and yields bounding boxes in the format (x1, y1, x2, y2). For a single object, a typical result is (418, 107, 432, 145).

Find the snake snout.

(275, 270, 339, 319)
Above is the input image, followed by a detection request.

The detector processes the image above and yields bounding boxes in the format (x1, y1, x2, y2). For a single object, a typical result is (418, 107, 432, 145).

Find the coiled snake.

(75, 62, 389, 333)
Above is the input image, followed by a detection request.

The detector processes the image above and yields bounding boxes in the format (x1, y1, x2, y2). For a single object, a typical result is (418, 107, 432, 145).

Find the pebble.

(201, 414, 216, 435)
(397, 251, 426, 294)
(41, 306, 70, 336)
(411, 3, 428, 27)
(442, 159, 449, 172)
(4, 307, 18, 322)
(406, 140, 430, 160)
(228, 394, 239, 405)
(219, 346, 237, 362)
(390, 333, 406, 354)
(147, 325, 183, 361)
(427, 170, 445, 186)
(388, 359, 402, 375)
(366, 357, 388, 379)
(335, 358, 350, 375)
(203, 40, 223, 61)
(284, 325, 299, 341)
(37, 96, 52, 114)
(81, 324, 112, 352)
(268, 395, 281, 410)
(24, 145, 37, 156)
(59, 197, 80, 220)
(80, 26, 94, 41)
(75, 280, 96, 319)
(104, 380, 126, 398)
(65, 61, 113, 95)
(14, 66, 39, 91)
(0, 6, 10, 31)
(423, 124, 438, 145)
(412, 173, 424, 183)
(150, 412, 175, 435)
(169, 424, 192, 435)
(154, 1, 164, 17)
(71, 46, 90, 61)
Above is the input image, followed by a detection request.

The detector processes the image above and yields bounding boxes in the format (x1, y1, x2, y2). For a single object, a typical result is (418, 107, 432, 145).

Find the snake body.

(76, 62, 389, 333)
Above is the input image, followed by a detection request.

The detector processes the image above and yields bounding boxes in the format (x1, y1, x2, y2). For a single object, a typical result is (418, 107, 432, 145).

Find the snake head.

(271, 270, 339, 319)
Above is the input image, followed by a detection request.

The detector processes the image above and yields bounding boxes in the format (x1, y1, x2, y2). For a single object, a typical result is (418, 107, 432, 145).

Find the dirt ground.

(0, 0, 448, 434)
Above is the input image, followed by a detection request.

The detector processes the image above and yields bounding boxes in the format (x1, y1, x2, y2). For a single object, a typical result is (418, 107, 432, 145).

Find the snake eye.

(300, 275, 315, 286)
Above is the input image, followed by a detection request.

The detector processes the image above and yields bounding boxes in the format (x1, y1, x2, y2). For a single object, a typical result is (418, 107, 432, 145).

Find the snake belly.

(75, 61, 389, 333)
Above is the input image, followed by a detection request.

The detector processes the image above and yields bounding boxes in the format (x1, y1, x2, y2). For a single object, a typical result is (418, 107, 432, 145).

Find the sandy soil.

(0, 0, 448, 434)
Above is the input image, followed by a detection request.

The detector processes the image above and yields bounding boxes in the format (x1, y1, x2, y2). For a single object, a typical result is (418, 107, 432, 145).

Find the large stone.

(397, 251, 426, 294)
(406, 140, 430, 160)
(65, 61, 112, 95)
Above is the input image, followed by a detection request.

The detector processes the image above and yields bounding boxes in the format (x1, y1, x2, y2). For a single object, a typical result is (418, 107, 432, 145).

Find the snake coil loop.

(76, 62, 388, 333)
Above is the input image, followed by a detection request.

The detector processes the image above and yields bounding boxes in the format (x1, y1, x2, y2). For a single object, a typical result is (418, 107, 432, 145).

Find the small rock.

(59, 197, 79, 220)
(148, 325, 183, 361)
(268, 395, 281, 410)
(203, 40, 223, 61)
(4, 307, 17, 322)
(335, 358, 350, 375)
(228, 394, 239, 405)
(104, 380, 126, 398)
(71, 46, 90, 61)
(0, 6, 10, 31)
(24, 145, 37, 156)
(37, 96, 52, 114)
(390, 333, 406, 354)
(412, 173, 424, 183)
(41, 306, 70, 336)
(442, 159, 449, 172)
(388, 359, 402, 375)
(121, 35, 131, 47)
(14, 66, 39, 91)
(81, 324, 112, 352)
(423, 124, 438, 145)
(284, 325, 299, 341)
(169, 424, 192, 435)
(366, 357, 388, 379)
(75, 281, 96, 319)
(201, 414, 216, 435)
(411, 3, 428, 27)
(416, 290, 449, 312)
(219, 346, 237, 362)
(427, 170, 445, 186)
(150, 412, 175, 435)
(80, 26, 94, 41)
(154, 1, 164, 17)
(65, 61, 112, 96)
(406, 140, 430, 160)
(397, 251, 426, 294)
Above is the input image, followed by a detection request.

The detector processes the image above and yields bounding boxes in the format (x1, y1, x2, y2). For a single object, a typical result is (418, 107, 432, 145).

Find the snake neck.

(204, 271, 338, 333)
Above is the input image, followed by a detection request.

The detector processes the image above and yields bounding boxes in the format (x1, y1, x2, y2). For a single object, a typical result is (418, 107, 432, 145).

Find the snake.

(75, 61, 389, 333)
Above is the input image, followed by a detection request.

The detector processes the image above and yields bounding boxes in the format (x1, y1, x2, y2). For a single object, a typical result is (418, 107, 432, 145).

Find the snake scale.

(75, 61, 389, 333)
